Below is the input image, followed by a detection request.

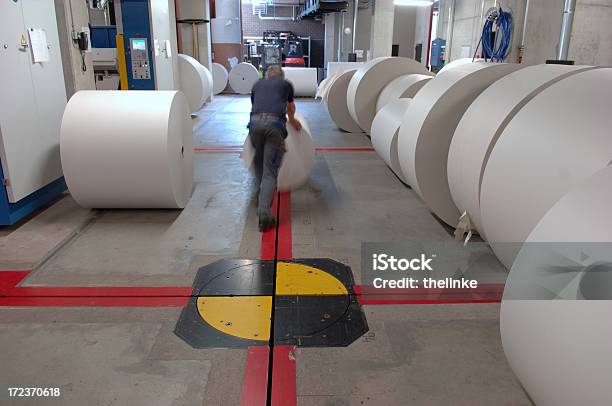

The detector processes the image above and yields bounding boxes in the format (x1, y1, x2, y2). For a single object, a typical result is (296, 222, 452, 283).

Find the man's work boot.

(259, 217, 277, 232)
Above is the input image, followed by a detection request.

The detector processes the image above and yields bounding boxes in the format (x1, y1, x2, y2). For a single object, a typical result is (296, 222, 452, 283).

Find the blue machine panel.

(121, 0, 155, 90)
(91, 25, 117, 48)
(430, 38, 446, 69)
(0, 161, 66, 226)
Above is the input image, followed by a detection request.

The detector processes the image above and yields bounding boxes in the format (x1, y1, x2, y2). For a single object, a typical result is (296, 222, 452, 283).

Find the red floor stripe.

(0, 271, 30, 288)
(314, 146, 375, 152)
(275, 192, 292, 261)
(0, 271, 191, 307)
(271, 345, 297, 406)
(192, 146, 375, 154)
(354, 284, 505, 305)
(0, 296, 189, 307)
(269, 192, 296, 405)
(240, 346, 270, 406)
(241, 191, 295, 406)
(260, 193, 280, 261)
(1, 286, 193, 297)
(193, 146, 243, 153)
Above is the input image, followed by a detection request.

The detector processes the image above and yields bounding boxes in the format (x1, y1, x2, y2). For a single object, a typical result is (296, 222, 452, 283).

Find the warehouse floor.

(0, 95, 532, 405)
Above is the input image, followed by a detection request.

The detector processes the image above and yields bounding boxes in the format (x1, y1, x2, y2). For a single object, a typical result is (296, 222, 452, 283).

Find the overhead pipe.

(517, 0, 530, 63)
(352, 0, 358, 53)
(557, 0, 575, 60)
(256, 4, 296, 20)
(445, 0, 456, 63)
(340, 11, 346, 61)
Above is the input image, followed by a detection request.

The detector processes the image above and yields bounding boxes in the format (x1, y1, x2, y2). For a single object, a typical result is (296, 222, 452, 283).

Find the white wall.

(414, 5, 431, 66)
(355, 6, 372, 59)
(436, 0, 612, 66)
(393, 6, 417, 58)
(54, 0, 96, 97)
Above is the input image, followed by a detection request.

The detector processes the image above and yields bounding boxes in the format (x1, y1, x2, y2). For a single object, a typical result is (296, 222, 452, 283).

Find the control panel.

(129, 38, 151, 80)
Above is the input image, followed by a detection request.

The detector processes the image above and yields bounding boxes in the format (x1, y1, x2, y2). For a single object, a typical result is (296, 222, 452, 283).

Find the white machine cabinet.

(0, 0, 67, 222)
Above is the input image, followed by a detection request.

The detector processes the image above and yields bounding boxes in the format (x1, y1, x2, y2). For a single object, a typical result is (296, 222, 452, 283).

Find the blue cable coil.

(481, 7, 513, 62)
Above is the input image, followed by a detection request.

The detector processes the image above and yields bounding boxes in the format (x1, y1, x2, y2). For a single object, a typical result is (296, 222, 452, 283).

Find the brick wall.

(241, 5, 325, 39)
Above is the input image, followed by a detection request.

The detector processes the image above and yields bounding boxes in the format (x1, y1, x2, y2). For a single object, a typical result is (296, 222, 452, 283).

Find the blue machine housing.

(0, 163, 66, 226)
(430, 38, 446, 69)
(121, 0, 156, 90)
(90, 25, 117, 48)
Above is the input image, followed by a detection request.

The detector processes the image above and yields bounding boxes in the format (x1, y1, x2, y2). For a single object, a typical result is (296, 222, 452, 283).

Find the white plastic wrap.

(177, 54, 213, 112)
(60, 91, 193, 208)
(242, 113, 314, 191)
(370, 98, 412, 183)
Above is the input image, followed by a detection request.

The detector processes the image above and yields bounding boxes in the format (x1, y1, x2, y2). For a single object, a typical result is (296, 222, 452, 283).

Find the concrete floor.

(0, 95, 531, 405)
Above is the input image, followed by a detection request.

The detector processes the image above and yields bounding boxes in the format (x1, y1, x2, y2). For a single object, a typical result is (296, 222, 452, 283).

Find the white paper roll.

(327, 61, 363, 78)
(228, 62, 259, 94)
(283, 67, 318, 97)
(439, 58, 483, 73)
(397, 62, 522, 227)
(448, 64, 595, 237)
(60, 91, 193, 209)
(376, 74, 432, 112)
(480, 68, 612, 268)
(242, 113, 315, 191)
(325, 69, 363, 133)
(501, 165, 612, 406)
(347, 57, 431, 134)
(315, 75, 333, 100)
(370, 98, 412, 183)
(212, 62, 229, 95)
(178, 54, 213, 112)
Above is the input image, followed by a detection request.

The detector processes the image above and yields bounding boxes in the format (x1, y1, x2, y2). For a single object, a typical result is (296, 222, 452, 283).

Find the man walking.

(249, 65, 302, 231)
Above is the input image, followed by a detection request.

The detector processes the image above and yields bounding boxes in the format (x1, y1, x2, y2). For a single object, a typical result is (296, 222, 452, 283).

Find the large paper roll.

(501, 165, 612, 406)
(212, 62, 229, 95)
(327, 61, 363, 78)
(283, 67, 318, 97)
(60, 91, 193, 208)
(178, 54, 213, 112)
(229, 62, 259, 94)
(397, 62, 522, 227)
(370, 98, 412, 183)
(480, 68, 612, 268)
(376, 74, 432, 112)
(326, 69, 363, 133)
(315, 75, 333, 100)
(347, 57, 431, 134)
(448, 64, 595, 237)
(439, 58, 483, 73)
(242, 113, 314, 191)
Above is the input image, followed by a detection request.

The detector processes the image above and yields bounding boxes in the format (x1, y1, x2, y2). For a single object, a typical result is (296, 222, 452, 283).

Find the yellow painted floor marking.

(276, 262, 348, 295)
(197, 296, 272, 341)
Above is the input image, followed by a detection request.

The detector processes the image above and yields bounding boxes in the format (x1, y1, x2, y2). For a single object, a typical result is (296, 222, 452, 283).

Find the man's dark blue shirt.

(250, 76, 295, 118)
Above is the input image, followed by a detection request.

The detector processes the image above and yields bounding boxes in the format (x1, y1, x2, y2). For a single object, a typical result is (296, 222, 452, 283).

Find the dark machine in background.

(260, 30, 306, 72)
